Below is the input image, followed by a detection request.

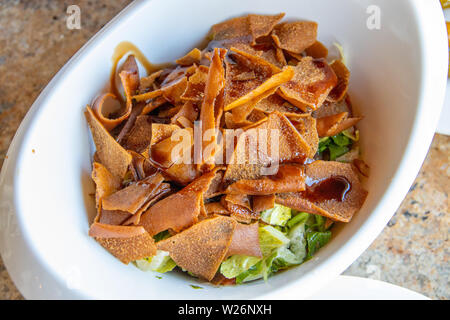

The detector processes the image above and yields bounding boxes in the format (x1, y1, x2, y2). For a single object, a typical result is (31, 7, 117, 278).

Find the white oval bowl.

(0, 0, 447, 299)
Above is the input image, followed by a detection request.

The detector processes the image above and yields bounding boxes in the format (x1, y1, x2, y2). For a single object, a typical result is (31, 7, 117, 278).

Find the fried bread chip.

(199, 48, 226, 171)
(85, 106, 132, 179)
(252, 194, 275, 212)
(287, 113, 319, 156)
(316, 111, 361, 137)
(91, 162, 122, 214)
(121, 115, 153, 153)
(225, 164, 305, 195)
(226, 222, 262, 258)
(102, 173, 165, 214)
(224, 49, 293, 111)
(278, 57, 337, 111)
(272, 21, 318, 54)
(175, 48, 202, 66)
(139, 170, 218, 235)
(248, 13, 285, 43)
(305, 41, 329, 59)
(157, 216, 236, 280)
(180, 65, 209, 102)
(276, 160, 368, 222)
(327, 60, 350, 102)
(89, 223, 156, 264)
(224, 111, 311, 182)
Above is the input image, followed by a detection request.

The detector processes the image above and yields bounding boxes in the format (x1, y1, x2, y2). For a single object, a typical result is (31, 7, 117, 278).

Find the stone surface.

(0, 1, 448, 300)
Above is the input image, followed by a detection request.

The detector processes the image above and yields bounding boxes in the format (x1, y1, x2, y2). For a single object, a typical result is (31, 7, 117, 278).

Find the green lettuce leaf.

(260, 204, 292, 226)
(259, 225, 290, 256)
(318, 132, 353, 160)
(306, 230, 332, 258)
(220, 255, 260, 279)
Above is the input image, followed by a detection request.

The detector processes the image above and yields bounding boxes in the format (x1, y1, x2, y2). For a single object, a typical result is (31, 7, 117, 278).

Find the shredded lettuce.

(318, 132, 354, 161)
(220, 255, 260, 279)
(306, 230, 332, 258)
(220, 225, 290, 281)
(135, 250, 176, 273)
(229, 211, 333, 283)
(259, 225, 290, 256)
(260, 204, 292, 226)
(153, 230, 171, 242)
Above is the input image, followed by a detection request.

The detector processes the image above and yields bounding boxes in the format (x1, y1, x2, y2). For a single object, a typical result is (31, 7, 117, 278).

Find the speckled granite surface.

(0, 1, 448, 300)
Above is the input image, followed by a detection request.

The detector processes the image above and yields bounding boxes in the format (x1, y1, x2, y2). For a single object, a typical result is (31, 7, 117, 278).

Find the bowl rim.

(0, 0, 447, 299)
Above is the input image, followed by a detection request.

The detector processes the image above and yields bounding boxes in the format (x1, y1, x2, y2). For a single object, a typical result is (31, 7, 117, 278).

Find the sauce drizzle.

(302, 175, 351, 202)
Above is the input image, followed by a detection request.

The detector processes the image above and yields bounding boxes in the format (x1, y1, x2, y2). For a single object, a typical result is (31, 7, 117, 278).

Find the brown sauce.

(302, 175, 351, 202)
(110, 41, 170, 102)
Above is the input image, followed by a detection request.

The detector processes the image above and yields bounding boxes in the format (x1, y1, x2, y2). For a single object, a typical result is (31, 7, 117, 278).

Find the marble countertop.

(0, 1, 448, 300)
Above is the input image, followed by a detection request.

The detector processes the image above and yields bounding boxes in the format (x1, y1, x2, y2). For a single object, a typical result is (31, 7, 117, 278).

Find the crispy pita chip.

(287, 114, 319, 155)
(141, 96, 167, 115)
(252, 194, 275, 212)
(199, 48, 226, 171)
(210, 16, 251, 40)
(254, 91, 302, 115)
(312, 98, 352, 118)
(89, 223, 156, 264)
(150, 123, 180, 146)
(128, 150, 157, 180)
(91, 162, 122, 213)
(171, 101, 199, 124)
(221, 195, 259, 223)
(158, 105, 182, 118)
(224, 194, 252, 211)
(224, 111, 311, 182)
(92, 93, 129, 132)
(305, 41, 329, 59)
(316, 112, 361, 137)
(227, 203, 259, 223)
(139, 70, 163, 92)
(226, 165, 305, 195)
(157, 216, 236, 280)
(248, 13, 285, 43)
(224, 48, 290, 111)
(272, 21, 318, 54)
(132, 68, 189, 105)
(98, 208, 132, 226)
(139, 189, 202, 236)
(164, 163, 201, 186)
(139, 170, 217, 235)
(327, 60, 350, 102)
(225, 66, 294, 111)
(123, 182, 171, 226)
(181, 65, 209, 102)
(204, 168, 225, 199)
(98, 55, 140, 131)
(118, 54, 140, 96)
(278, 57, 337, 111)
(175, 116, 193, 128)
(102, 173, 165, 214)
(230, 87, 277, 125)
(85, 106, 132, 179)
(226, 222, 262, 258)
(205, 202, 229, 215)
(175, 48, 202, 66)
(151, 127, 193, 168)
(161, 77, 188, 106)
(276, 160, 368, 222)
(121, 115, 153, 153)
